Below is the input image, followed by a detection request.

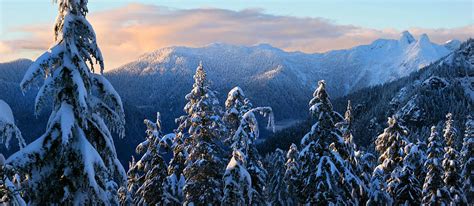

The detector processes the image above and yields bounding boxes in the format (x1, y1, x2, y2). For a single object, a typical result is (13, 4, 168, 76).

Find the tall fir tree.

(266, 148, 292, 206)
(298, 80, 362, 205)
(284, 143, 301, 205)
(7, 0, 126, 204)
(180, 62, 226, 205)
(222, 149, 252, 206)
(389, 142, 424, 205)
(422, 126, 449, 205)
(162, 138, 186, 205)
(461, 115, 473, 202)
(374, 117, 408, 200)
(336, 100, 368, 201)
(122, 113, 168, 205)
(223, 87, 274, 205)
(223, 87, 251, 139)
(366, 165, 393, 206)
(442, 113, 466, 204)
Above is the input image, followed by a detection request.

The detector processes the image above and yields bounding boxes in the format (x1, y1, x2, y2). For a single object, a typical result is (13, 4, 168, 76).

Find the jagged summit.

(400, 31, 416, 45)
(110, 33, 459, 98)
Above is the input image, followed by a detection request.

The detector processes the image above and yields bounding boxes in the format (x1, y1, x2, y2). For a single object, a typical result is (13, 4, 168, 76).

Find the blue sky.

(0, 0, 472, 67)
(1, 0, 472, 33)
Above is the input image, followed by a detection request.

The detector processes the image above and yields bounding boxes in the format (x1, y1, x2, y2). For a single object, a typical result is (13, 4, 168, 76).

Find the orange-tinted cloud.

(1, 3, 472, 69)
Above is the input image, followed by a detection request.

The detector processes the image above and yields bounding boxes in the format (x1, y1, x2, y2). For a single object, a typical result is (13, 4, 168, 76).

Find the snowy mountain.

(0, 34, 463, 165)
(111, 31, 455, 93)
(262, 39, 473, 154)
(107, 31, 457, 122)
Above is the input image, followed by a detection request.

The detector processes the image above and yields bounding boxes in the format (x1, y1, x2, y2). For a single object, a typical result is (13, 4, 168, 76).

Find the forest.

(0, 0, 473, 205)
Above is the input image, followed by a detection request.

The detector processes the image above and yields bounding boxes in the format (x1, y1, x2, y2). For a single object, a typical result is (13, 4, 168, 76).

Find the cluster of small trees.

(119, 62, 276, 205)
(120, 73, 473, 205)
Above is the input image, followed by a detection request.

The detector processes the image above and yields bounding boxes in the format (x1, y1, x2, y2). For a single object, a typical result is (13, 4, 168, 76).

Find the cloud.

(1, 3, 472, 69)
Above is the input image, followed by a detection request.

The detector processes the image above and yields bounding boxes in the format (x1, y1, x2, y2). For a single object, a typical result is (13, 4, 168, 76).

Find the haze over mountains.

(0, 32, 464, 162)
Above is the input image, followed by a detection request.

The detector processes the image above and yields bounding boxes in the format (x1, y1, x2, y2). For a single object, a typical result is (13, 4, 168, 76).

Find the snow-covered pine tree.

(162, 140, 186, 205)
(442, 113, 466, 204)
(284, 143, 301, 204)
(375, 117, 408, 172)
(222, 149, 252, 206)
(224, 87, 274, 151)
(336, 100, 367, 201)
(6, 0, 126, 204)
(266, 148, 291, 206)
(338, 100, 354, 144)
(374, 117, 408, 200)
(389, 142, 424, 205)
(366, 166, 393, 206)
(355, 150, 376, 204)
(461, 115, 473, 202)
(223, 87, 274, 205)
(0, 101, 26, 205)
(298, 80, 362, 205)
(124, 113, 168, 205)
(181, 62, 226, 205)
(0, 100, 25, 149)
(422, 126, 449, 205)
(0, 154, 25, 206)
(223, 87, 251, 138)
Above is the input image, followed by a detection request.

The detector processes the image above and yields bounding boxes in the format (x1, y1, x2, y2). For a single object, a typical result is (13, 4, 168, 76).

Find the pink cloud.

(0, 3, 472, 69)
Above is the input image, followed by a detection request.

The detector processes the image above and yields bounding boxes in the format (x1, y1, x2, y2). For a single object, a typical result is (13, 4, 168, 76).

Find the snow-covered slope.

(110, 31, 456, 96)
(262, 39, 473, 153)
(105, 31, 458, 125)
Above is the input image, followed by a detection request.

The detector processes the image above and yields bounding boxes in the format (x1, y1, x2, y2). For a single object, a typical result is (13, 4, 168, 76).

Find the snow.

(0, 100, 15, 124)
(110, 32, 456, 96)
(459, 77, 474, 101)
(59, 103, 75, 145)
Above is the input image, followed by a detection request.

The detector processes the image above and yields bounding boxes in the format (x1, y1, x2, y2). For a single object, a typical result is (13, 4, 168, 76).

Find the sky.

(0, 0, 472, 69)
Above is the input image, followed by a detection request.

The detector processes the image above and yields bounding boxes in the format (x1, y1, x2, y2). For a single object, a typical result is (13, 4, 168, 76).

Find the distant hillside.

(261, 39, 473, 154)
(0, 34, 462, 164)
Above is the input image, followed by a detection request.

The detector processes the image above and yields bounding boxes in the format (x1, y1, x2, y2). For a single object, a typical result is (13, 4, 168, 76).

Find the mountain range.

(0, 32, 466, 163)
(261, 39, 473, 153)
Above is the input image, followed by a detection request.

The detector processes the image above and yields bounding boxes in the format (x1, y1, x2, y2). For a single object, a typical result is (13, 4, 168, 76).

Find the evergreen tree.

(336, 100, 367, 201)
(266, 149, 291, 206)
(0, 154, 25, 206)
(223, 87, 274, 205)
(223, 87, 251, 138)
(355, 150, 376, 204)
(298, 80, 361, 205)
(284, 143, 301, 205)
(442, 113, 466, 204)
(222, 149, 252, 206)
(7, 0, 126, 204)
(181, 62, 226, 205)
(162, 140, 186, 205)
(124, 113, 168, 205)
(461, 115, 473, 202)
(375, 117, 408, 172)
(422, 126, 449, 205)
(0, 100, 25, 150)
(374, 117, 408, 200)
(389, 142, 423, 205)
(366, 165, 393, 206)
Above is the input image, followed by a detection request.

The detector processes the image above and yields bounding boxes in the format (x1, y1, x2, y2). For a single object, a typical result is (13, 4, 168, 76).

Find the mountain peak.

(444, 39, 461, 50)
(400, 31, 415, 45)
(419, 33, 430, 43)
